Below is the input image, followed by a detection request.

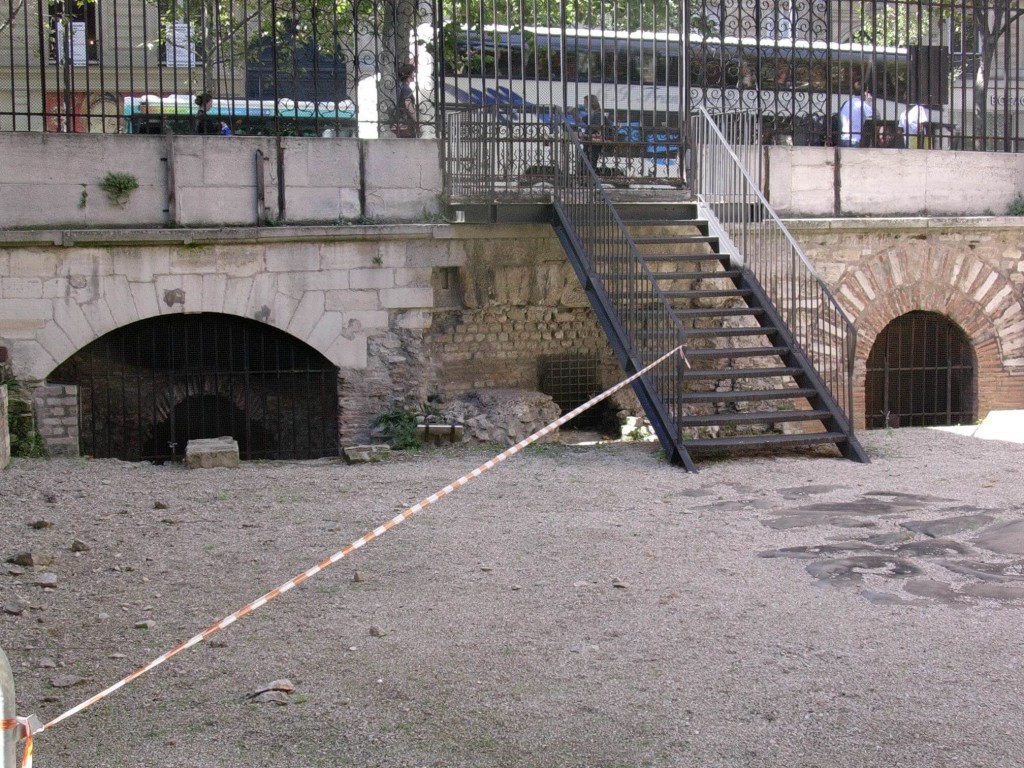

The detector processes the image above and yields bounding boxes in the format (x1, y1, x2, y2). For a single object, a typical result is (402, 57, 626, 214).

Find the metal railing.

(552, 118, 690, 459)
(690, 106, 857, 423)
(553, 117, 689, 379)
(443, 107, 557, 201)
(0, 0, 433, 136)
(444, 105, 690, 459)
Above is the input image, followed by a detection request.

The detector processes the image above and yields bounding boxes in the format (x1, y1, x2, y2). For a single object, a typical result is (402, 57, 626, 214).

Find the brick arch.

(836, 252, 1024, 370)
(835, 251, 1024, 427)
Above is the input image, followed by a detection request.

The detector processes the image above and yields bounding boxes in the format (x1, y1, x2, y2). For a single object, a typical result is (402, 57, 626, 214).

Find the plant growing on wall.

(1, 373, 48, 458)
(373, 406, 421, 450)
(99, 172, 139, 207)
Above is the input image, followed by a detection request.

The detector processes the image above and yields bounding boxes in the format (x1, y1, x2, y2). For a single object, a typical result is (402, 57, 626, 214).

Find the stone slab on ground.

(342, 444, 393, 464)
(185, 436, 240, 469)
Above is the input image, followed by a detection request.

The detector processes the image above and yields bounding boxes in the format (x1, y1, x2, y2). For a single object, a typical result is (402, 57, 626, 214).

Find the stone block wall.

(33, 384, 79, 457)
(425, 225, 633, 410)
(767, 146, 1024, 217)
(0, 134, 440, 229)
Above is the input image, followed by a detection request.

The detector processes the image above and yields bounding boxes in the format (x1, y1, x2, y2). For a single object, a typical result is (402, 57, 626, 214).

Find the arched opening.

(50, 313, 339, 462)
(865, 311, 976, 429)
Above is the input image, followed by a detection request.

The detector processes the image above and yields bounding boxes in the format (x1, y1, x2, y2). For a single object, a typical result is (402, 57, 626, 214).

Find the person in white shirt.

(899, 104, 930, 148)
(838, 81, 873, 146)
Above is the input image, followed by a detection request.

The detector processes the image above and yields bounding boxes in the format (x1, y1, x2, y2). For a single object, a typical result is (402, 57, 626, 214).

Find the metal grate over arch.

(865, 311, 975, 429)
(50, 313, 339, 462)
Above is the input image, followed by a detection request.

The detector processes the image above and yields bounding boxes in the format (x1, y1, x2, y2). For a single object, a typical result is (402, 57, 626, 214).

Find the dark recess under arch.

(865, 310, 976, 429)
(50, 313, 339, 462)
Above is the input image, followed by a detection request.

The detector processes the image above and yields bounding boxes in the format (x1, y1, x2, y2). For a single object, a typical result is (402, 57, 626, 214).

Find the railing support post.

(1, 645, 16, 768)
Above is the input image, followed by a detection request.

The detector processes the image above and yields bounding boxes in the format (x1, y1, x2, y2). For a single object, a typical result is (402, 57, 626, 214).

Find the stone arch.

(835, 250, 1024, 426)
(22, 267, 362, 382)
(48, 312, 339, 461)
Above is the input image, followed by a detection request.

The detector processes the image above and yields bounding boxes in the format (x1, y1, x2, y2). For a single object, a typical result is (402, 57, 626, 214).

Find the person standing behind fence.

(391, 63, 419, 138)
(194, 92, 231, 135)
(580, 94, 605, 171)
(899, 103, 929, 148)
(837, 81, 872, 147)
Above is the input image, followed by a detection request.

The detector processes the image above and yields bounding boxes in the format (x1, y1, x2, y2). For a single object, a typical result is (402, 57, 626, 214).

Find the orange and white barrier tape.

(3, 717, 35, 768)
(17, 345, 686, 766)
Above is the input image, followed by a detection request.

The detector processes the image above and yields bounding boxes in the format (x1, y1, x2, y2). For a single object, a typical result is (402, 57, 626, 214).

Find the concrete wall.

(766, 146, 1024, 217)
(0, 134, 441, 229)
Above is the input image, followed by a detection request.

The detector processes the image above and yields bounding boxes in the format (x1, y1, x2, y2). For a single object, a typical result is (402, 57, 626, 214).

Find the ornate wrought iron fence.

(690, 106, 857, 423)
(436, 0, 1024, 156)
(2, 0, 1022, 150)
(0, 0, 435, 136)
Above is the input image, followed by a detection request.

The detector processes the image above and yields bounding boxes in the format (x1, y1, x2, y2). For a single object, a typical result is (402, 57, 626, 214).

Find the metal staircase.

(612, 199, 867, 460)
(443, 106, 868, 470)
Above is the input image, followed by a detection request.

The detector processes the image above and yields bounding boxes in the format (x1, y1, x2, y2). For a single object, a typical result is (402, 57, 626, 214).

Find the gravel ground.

(2, 428, 1024, 768)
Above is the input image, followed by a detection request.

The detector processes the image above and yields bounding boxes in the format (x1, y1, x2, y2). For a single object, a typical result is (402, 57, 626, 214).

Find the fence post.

(1, 644, 15, 768)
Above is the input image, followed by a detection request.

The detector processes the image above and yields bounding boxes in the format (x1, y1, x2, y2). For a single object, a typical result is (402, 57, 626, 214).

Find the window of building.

(50, 0, 99, 64)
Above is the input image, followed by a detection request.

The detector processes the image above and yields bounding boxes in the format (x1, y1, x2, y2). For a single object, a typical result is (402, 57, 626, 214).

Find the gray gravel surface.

(2, 428, 1024, 768)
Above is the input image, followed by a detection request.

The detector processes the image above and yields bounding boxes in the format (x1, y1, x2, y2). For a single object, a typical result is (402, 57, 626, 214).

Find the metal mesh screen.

(540, 353, 603, 430)
(50, 313, 340, 462)
(865, 310, 975, 428)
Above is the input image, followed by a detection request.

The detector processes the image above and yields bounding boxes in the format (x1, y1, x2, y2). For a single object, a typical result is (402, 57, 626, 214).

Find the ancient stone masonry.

(788, 218, 1024, 426)
(32, 384, 79, 457)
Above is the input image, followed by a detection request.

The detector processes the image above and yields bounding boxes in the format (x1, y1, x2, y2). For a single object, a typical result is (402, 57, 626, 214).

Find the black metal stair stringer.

(728, 265, 870, 463)
(551, 208, 697, 472)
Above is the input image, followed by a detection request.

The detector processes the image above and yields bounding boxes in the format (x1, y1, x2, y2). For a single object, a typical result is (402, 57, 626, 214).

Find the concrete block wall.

(767, 146, 1024, 217)
(0, 134, 440, 229)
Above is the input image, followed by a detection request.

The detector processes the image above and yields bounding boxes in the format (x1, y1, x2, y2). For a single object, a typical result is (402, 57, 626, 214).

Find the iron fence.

(690, 106, 857, 424)
(436, 0, 1024, 156)
(0, 0, 434, 135)
(2, 0, 1022, 147)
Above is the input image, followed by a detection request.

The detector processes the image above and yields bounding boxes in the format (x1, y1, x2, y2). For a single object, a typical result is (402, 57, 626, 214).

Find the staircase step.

(677, 387, 815, 403)
(632, 235, 718, 247)
(610, 286, 749, 303)
(640, 253, 729, 264)
(686, 326, 779, 339)
(680, 432, 848, 452)
(685, 345, 789, 360)
(651, 269, 742, 281)
(682, 366, 802, 380)
(625, 219, 706, 230)
(674, 307, 764, 319)
(677, 409, 831, 426)
(662, 288, 752, 300)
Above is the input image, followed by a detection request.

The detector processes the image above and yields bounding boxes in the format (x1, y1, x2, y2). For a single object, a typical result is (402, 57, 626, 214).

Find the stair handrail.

(548, 118, 692, 437)
(689, 107, 858, 425)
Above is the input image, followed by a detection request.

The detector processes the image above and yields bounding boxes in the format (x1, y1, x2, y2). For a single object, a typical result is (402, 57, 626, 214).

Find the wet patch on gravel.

(759, 492, 1024, 607)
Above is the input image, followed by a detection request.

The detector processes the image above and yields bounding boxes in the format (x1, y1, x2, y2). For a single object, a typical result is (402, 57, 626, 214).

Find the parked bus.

(123, 94, 357, 136)
(440, 24, 945, 183)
